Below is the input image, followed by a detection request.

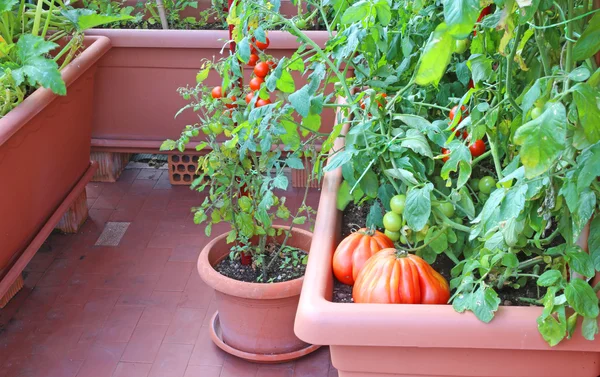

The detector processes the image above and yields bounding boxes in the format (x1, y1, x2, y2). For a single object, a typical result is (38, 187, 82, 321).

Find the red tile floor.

(0, 165, 336, 377)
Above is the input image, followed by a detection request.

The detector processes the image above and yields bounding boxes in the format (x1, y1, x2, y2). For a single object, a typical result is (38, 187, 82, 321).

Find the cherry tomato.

(478, 5, 493, 22)
(383, 212, 402, 232)
(441, 148, 450, 163)
(256, 37, 270, 50)
(254, 62, 270, 78)
(468, 80, 474, 89)
(208, 122, 223, 135)
(211, 86, 223, 99)
(449, 105, 467, 123)
(245, 92, 254, 104)
(248, 54, 259, 67)
(478, 191, 489, 202)
(478, 176, 496, 194)
(249, 77, 264, 91)
(531, 107, 542, 119)
(439, 202, 455, 218)
(225, 96, 237, 109)
(266, 60, 276, 70)
(455, 39, 468, 54)
(470, 178, 480, 192)
(376, 93, 387, 108)
(384, 229, 400, 242)
(250, 45, 258, 55)
(295, 19, 307, 29)
(256, 98, 271, 107)
(390, 194, 406, 215)
(469, 139, 486, 157)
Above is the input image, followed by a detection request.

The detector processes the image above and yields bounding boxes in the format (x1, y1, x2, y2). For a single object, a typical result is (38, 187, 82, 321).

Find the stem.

(409, 102, 451, 112)
(444, 250, 461, 264)
(472, 150, 491, 166)
(518, 256, 543, 270)
(564, 0, 574, 92)
(518, 297, 542, 305)
(41, 0, 54, 38)
(506, 25, 523, 114)
(534, 13, 551, 76)
(31, 0, 44, 36)
(486, 132, 504, 180)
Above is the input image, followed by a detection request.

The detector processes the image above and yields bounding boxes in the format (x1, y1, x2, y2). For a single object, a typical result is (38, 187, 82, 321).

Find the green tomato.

(385, 229, 400, 242)
(295, 19, 307, 29)
(478, 176, 496, 194)
(455, 39, 469, 54)
(400, 234, 408, 244)
(201, 126, 210, 135)
(453, 217, 464, 225)
(531, 106, 543, 119)
(439, 202, 455, 218)
(208, 122, 224, 135)
(478, 191, 489, 203)
(390, 194, 406, 215)
(470, 178, 480, 192)
(383, 212, 402, 232)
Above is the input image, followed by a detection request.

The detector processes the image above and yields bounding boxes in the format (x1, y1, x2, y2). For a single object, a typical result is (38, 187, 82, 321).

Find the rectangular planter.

(294, 112, 600, 377)
(84, 29, 333, 154)
(0, 36, 111, 298)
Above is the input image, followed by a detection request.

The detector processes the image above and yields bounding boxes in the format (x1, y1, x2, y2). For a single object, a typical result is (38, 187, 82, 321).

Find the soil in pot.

(215, 242, 308, 283)
(334, 201, 546, 306)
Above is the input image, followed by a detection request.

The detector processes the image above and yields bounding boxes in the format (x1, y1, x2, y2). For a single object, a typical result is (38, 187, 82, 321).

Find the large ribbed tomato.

(353, 249, 450, 304)
(332, 228, 394, 285)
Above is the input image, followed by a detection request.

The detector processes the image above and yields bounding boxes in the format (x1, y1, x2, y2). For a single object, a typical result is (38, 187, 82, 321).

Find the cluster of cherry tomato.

(245, 36, 273, 108)
(441, 105, 486, 162)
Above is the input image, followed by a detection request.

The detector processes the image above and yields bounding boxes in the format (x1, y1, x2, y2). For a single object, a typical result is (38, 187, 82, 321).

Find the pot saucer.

(209, 311, 321, 364)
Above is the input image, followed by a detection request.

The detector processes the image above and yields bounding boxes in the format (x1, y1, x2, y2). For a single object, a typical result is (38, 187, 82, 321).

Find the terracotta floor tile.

(129, 179, 157, 196)
(128, 248, 171, 276)
(147, 232, 179, 248)
(141, 195, 171, 211)
(155, 262, 194, 292)
(111, 362, 152, 377)
(76, 289, 122, 327)
(187, 326, 226, 367)
(93, 194, 123, 210)
(169, 245, 200, 262)
(257, 367, 295, 377)
(202, 299, 218, 327)
(292, 348, 331, 377)
(96, 306, 144, 343)
(119, 168, 142, 183)
(327, 369, 339, 377)
(154, 178, 172, 190)
(183, 365, 222, 377)
(137, 169, 163, 180)
(163, 308, 205, 345)
(138, 291, 182, 325)
(178, 280, 214, 311)
(23, 271, 44, 289)
(37, 258, 78, 287)
(24, 251, 56, 273)
(120, 324, 168, 363)
(147, 343, 193, 377)
(77, 341, 127, 377)
(86, 184, 104, 199)
(220, 355, 259, 377)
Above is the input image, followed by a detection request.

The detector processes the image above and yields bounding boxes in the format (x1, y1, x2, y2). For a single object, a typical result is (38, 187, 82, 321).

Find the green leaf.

(565, 279, 599, 318)
(427, 229, 448, 254)
(521, 79, 541, 121)
(537, 270, 563, 287)
(12, 35, 64, 95)
(569, 67, 591, 82)
(286, 156, 304, 170)
(401, 129, 433, 158)
(404, 184, 433, 231)
(443, 0, 480, 39)
(573, 189, 596, 242)
(226, 230, 237, 244)
(441, 141, 471, 181)
(273, 175, 288, 190)
(582, 317, 599, 341)
(573, 84, 600, 145)
(196, 66, 210, 84)
(514, 102, 567, 178)
(280, 120, 300, 150)
(502, 253, 519, 268)
(366, 202, 384, 229)
(276, 70, 295, 93)
(588, 216, 600, 270)
(77, 14, 134, 30)
(566, 247, 595, 278)
(341, 1, 370, 24)
(337, 180, 353, 210)
(0, 0, 17, 12)
(289, 86, 310, 117)
(301, 113, 321, 137)
(160, 139, 176, 151)
(453, 290, 472, 313)
(415, 23, 454, 87)
(325, 150, 354, 172)
(384, 168, 418, 186)
(573, 12, 600, 61)
(537, 310, 566, 346)
(471, 286, 500, 323)
(236, 37, 250, 64)
(359, 170, 378, 198)
(293, 216, 307, 225)
(468, 54, 493, 84)
(393, 114, 434, 132)
(236, 212, 254, 238)
(374, 0, 391, 24)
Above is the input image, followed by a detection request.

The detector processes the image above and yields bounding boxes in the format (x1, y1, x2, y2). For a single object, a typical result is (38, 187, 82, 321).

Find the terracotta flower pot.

(293, 109, 600, 377)
(198, 225, 319, 362)
(0, 36, 110, 303)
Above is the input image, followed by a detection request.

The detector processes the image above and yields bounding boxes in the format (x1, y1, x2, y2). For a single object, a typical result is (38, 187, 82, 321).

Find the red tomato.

(249, 77, 264, 91)
(449, 105, 467, 122)
(266, 60, 276, 70)
(477, 6, 493, 22)
(256, 37, 270, 50)
(376, 93, 387, 108)
(441, 148, 450, 163)
(211, 86, 223, 99)
(245, 92, 254, 104)
(468, 80, 474, 89)
(250, 45, 258, 55)
(256, 98, 271, 107)
(253, 62, 270, 78)
(248, 54, 259, 67)
(225, 96, 237, 109)
(469, 139, 486, 157)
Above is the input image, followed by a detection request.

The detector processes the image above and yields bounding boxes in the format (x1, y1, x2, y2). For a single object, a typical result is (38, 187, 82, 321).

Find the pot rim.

(198, 225, 313, 300)
(294, 98, 600, 353)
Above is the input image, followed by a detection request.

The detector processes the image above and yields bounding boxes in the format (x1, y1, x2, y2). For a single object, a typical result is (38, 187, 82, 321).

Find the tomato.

(469, 139, 486, 157)
(390, 194, 406, 215)
(245, 92, 254, 104)
(439, 202, 455, 218)
(266, 60, 277, 70)
(470, 178, 480, 192)
(208, 122, 223, 135)
(182, 93, 190, 100)
(376, 93, 387, 108)
(353, 249, 450, 304)
(441, 148, 450, 163)
(385, 230, 400, 242)
(478, 5, 493, 22)
(254, 62, 270, 78)
(531, 106, 542, 119)
(249, 77, 264, 91)
(455, 39, 468, 54)
(225, 96, 237, 109)
(478, 191, 489, 202)
(211, 86, 223, 99)
(295, 19, 307, 29)
(449, 105, 467, 123)
(248, 53, 259, 67)
(256, 37, 270, 50)
(468, 80, 474, 89)
(256, 98, 271, 107)
(383, 212, 402, 232)
(201, 125, 210, 135)
(478, 176, 496, 194)
(332, 228, 395, 285)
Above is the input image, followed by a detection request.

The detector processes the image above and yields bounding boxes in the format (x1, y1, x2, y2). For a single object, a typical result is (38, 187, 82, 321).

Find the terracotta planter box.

(84, 29, 332, 154)
(294, 120, 600, 377)
(0, 36, 110, 303)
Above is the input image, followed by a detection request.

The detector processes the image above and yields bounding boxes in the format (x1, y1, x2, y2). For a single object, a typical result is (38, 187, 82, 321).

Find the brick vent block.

(0, 274, 23, 309)
(168, 154, 200, 185)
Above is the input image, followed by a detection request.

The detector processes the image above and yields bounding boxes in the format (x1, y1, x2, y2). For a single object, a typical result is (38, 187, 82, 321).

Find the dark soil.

(335, 202, 543, 307)
(215, 242, 308, 283)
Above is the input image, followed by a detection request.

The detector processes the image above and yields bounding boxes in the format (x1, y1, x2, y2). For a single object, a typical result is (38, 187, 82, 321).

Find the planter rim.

(198, 225, 313, 300)
(0, 35, 111, 147)
(294, 99, 600, 353)
(85, 29, 329, 49)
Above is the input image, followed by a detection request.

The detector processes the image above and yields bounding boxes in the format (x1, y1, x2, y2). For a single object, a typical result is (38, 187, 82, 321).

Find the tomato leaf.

(442, 0, 480, 39)
(384, 168, 418, 186)
(573, 12, 600, 62)
(337, 180, 353, 210)
(276, 70, 296, 93)
(537, 270, 563, 287)
(565, 246, 595, 278)
(572, 189, 596, 243)
(401, 129, 433, 158)
(471, 286, 500, 323)
(588, 216, 600, 271)
(537, 307, 567, 346)
(415, 23, 454, 87)
(289, 85, 311, 117)
(404, 183, 433, 231)
(467, 54, 493, 85)
(582, 317, 599, 341)
(366, 201, 384, 229)
(565, 279, 599, 318)
(340, 1, 370, 24)
(514, 102, 567, 178)
(573, 84, 600, 145)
